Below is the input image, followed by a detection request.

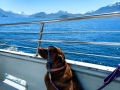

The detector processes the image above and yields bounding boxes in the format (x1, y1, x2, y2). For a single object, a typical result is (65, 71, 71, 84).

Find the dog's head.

(38, 46, 65, 68)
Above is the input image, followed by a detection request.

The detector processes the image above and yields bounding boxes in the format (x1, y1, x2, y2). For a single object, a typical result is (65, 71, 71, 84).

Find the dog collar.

(48, 66, 65, 72)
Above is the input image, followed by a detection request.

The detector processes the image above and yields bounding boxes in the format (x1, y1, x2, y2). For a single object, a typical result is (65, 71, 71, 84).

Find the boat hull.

(0, 49, 120, 90)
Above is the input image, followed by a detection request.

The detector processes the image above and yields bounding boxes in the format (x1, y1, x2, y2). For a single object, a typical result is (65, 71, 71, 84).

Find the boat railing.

(0, 12, 120, 66)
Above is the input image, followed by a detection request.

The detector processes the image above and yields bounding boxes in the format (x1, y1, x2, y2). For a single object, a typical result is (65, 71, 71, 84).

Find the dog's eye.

(49, 49, 53, 52)
(50, 48, 56, 52)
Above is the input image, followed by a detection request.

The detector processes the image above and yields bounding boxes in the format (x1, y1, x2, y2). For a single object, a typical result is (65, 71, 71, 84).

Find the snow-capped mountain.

(108, 2, 120, 7)
(17, 11, 29, 17)
(17, 11, 29, 15)
(0, 8, 26, 17)
(85, 2, 120, 15)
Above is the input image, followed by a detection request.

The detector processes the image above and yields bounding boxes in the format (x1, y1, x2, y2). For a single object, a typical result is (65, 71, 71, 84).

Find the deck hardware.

(3, 73, 27, 90)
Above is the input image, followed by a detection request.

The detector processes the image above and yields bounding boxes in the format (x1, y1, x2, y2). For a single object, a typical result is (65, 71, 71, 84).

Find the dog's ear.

(38, 48, 48, 59)
(56, 48, 65, 60)
(58, 54, 65, 61)
(57, 53, 65, 61)
(55, 54, 65, 66)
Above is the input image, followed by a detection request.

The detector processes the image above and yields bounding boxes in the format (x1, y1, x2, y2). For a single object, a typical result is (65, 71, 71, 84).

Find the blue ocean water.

(0, 17, 120, 67)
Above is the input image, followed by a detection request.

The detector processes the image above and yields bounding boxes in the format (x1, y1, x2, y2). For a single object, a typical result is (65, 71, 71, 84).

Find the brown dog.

(38, 46, 82, 90)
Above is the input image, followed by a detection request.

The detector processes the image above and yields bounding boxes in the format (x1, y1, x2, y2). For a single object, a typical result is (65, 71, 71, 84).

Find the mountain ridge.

(0, 2, 120, 18)
(0, 8, 24, 17)
(85, 2, 120, 15)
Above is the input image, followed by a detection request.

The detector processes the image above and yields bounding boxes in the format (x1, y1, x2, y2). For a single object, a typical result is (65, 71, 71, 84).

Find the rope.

(98, 64, 120, 90)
